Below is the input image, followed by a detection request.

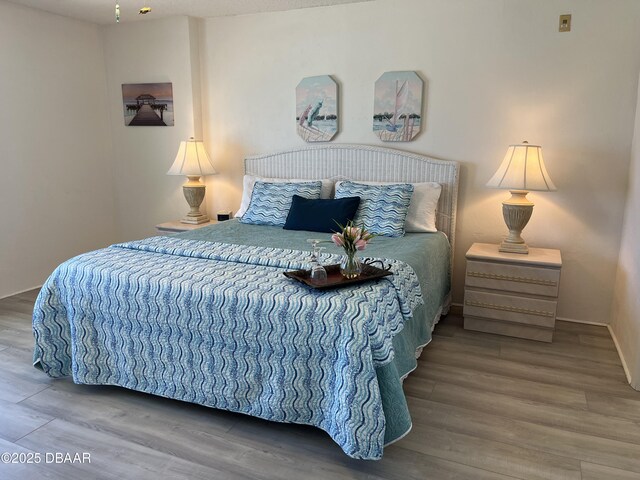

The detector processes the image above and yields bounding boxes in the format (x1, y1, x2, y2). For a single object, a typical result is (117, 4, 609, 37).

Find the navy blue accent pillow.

(283, 195, 361, 233)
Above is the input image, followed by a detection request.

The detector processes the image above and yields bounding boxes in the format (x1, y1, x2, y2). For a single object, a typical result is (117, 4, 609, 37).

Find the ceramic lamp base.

(499, 190, 534, 255)
(499, 237, 530, 254)
(181, 212, 210, 225)
(180, 178, 210, 224)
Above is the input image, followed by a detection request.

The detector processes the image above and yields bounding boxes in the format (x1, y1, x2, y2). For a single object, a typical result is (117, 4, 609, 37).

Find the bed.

(32, 144, 459, 460)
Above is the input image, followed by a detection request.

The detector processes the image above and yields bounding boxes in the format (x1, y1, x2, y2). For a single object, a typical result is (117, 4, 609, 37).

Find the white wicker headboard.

(244, 144, 460, 264)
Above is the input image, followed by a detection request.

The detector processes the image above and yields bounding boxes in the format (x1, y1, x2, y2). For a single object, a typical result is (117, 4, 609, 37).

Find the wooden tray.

(283, 261, 393, 290)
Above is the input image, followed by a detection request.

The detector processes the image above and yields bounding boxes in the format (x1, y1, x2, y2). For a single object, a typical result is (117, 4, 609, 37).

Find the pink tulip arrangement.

(331, 221, 375, 256)
(331, 221, 375, 278)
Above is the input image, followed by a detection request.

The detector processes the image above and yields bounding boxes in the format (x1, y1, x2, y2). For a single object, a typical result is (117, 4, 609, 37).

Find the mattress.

(32, 220, 450, 459)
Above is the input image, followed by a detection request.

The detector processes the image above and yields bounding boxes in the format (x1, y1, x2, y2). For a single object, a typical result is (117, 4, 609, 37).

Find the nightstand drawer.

(464, 317, 554, 342)
(465, 260, 560, 297)
(464, 290, 557, 328)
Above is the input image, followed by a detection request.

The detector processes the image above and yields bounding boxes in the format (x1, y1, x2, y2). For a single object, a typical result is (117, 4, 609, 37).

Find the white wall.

(0, 1, 117, 298)
(610, 72, 640, 390)
(199, 0, 640, 324)
(4, 0, 639, 329)
(102, 16, 203, 240)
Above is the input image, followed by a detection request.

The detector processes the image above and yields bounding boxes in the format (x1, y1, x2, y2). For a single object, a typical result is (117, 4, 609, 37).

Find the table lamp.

(167, 137, 217, 224)
(486, 141, 556, 254)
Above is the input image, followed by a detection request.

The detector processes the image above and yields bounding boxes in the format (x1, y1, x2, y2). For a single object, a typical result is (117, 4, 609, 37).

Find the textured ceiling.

(6, 0, 373, 24)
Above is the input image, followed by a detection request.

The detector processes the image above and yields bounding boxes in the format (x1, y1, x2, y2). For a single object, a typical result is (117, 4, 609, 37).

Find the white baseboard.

(607, 325, 633, 386)
(0, 285, 42, 301)
(555, 316, 608, 327)
(449, 302, 463, 315)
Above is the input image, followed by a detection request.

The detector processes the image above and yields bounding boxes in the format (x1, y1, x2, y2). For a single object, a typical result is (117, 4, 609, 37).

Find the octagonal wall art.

(373, 71, 423, 142)
(296, 75, 338, 142)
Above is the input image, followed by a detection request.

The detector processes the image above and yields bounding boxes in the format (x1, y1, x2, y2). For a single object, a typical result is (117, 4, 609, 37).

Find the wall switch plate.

(559, 14, 571, 32)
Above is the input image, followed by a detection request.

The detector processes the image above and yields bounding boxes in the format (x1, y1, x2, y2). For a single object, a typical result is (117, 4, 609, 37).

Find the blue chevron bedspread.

(33, 235, 427, 459)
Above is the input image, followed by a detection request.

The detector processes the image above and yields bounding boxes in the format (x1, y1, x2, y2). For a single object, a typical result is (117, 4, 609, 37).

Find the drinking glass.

(308, 239, 327, 283)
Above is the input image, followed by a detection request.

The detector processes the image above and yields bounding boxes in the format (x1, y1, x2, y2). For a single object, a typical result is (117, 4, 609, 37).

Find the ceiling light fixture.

(115, 2, 120, 22)
(139, 6, 151, 15)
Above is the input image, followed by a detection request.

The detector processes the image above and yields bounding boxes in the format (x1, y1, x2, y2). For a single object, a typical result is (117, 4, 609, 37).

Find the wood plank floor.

(1, 289, 639, 479)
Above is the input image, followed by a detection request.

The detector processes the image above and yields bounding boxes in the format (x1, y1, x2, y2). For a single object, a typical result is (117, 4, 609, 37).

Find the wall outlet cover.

(559, 14, 571, 32)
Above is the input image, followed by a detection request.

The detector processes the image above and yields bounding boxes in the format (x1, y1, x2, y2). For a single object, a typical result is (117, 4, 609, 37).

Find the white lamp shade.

(167, 138, 217, 177)
(486, 142, 556, 192)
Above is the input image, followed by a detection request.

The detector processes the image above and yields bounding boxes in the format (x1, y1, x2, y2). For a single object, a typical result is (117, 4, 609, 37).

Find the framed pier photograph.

(121, 82, 174, 126)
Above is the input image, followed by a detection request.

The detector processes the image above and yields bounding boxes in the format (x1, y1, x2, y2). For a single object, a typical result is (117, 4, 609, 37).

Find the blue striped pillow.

(335, 181, 414, 237)
(240, 180, 323, 226)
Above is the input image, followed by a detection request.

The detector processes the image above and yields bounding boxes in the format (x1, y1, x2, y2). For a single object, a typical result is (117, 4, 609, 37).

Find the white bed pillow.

(236, 175, 333, 218)
(335, 180, 442, 233)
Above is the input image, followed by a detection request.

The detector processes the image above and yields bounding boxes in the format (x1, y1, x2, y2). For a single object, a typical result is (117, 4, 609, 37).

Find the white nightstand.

(463, 243, 562, 342)
(155, 220, 217, 233)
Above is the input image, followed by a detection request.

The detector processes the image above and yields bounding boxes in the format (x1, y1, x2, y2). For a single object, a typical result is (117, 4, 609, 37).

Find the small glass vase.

(340, 251, 362, 279)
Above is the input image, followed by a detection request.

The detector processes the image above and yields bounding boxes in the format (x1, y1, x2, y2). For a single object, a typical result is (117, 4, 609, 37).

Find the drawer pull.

(465, 300, 555, 317)
(467, 271, 557, 287)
